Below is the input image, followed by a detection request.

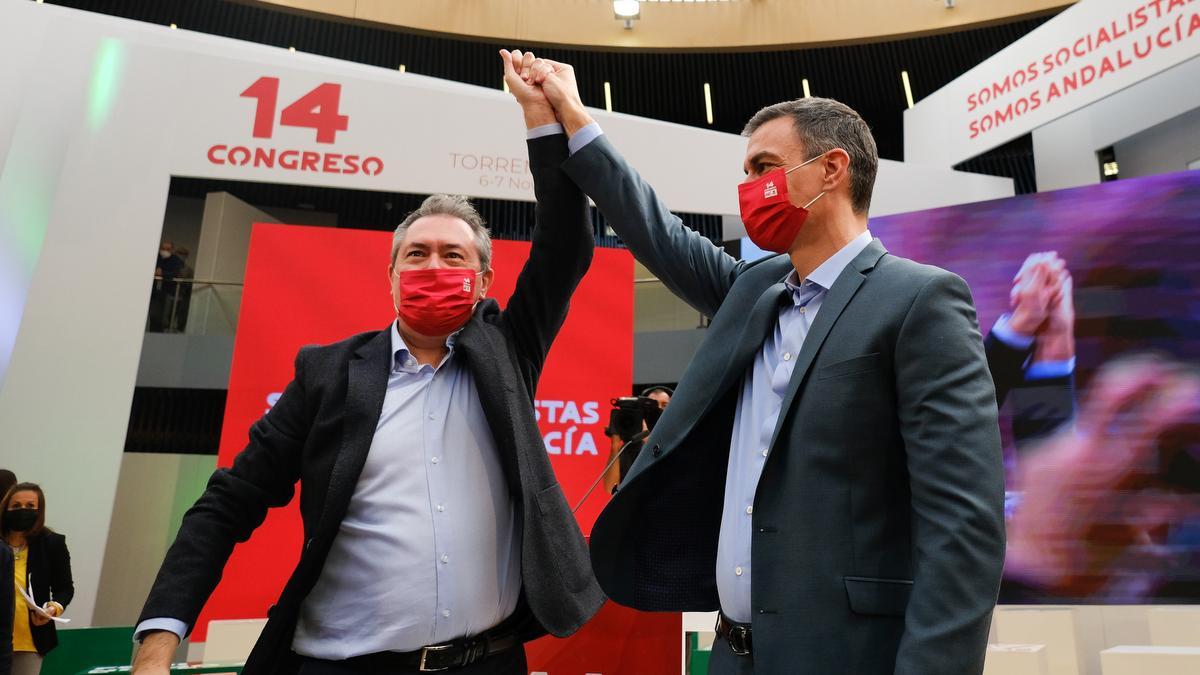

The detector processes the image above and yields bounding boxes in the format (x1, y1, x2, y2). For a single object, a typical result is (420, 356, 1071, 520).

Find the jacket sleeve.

(47, 534, 74, 608)
(983, 332, 1077, 449)
(983, 331, 1030, 408)
(501, 133, 594, 377)
(0, 547, 12, 675)
(893, 272, 1007, 675)
(561, 134, 741, 319)
(137, 348, 312, 633)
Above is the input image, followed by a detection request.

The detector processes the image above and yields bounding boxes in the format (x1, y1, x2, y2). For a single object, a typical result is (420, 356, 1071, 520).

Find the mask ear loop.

(782, 152, 828, 210)
(783, 151, 826, 175)
(802, 191, 826, 209)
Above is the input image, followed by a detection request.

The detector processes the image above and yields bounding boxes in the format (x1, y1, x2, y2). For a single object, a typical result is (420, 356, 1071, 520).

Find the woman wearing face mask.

(3, 483, 73, 675)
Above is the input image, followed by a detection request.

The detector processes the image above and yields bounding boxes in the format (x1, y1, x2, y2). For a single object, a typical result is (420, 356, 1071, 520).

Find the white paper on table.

(17, 582, 70, 623)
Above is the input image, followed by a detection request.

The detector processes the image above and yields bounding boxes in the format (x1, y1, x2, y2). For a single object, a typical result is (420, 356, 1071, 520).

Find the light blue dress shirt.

(138, 324, 522, 658)
(292, 325, 521, 658)
(715, 230, 873, 623)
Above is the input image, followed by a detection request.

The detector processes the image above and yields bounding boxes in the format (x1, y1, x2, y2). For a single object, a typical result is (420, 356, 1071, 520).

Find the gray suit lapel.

(718, 282, 791, 394)
(315, 326, 392, 536)
(645, 277, 789, 459)
(766, 240, 887, 448)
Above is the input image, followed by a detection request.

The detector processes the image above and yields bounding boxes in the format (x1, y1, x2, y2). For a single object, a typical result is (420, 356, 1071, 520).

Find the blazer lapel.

(766, 240, 887, 448)
(647, 276, 790, 457)
(315, 325, 392, 538)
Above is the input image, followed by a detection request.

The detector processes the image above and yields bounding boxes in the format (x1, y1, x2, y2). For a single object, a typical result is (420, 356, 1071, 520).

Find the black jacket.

(1, 544, 11, 674)
(983, 332, 1076, 451)
(138, 135, 605, 673)
(20, 532, 74, 656)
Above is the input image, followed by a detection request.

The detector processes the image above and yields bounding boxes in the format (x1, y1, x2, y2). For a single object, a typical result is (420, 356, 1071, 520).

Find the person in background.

(1, 542, 12, 675)
(149, 241, 183, 332)
(603, 386, 672, 494)
(0, 474, 14, 503)
(171, 246, 195, 331)
(3, 483, 74, 675)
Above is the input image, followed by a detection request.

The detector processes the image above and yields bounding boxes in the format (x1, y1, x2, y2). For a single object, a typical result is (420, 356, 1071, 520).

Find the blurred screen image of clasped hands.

(869, 169, 1200, 603)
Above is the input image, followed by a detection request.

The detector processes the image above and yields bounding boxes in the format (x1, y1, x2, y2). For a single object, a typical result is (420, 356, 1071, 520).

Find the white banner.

(905, 0, 1200, 167)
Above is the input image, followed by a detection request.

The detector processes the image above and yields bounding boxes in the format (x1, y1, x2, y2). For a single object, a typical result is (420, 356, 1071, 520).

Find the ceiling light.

(614, 1, 641, 18)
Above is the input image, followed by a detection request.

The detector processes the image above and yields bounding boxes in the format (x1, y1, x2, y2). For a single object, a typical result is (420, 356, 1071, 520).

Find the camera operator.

(603, 386, 672, 494)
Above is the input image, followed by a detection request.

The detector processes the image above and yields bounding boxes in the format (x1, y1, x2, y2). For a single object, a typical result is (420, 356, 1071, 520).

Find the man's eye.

(406, 250, 424, 257)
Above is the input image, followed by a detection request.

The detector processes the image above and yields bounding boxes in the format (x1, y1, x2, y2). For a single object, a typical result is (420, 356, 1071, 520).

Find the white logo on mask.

(763, 181, 778, 199)
(462, 277, 472, 293)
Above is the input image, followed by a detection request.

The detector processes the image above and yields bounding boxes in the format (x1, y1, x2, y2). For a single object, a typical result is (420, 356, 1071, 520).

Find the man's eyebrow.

(746, 151, 781, 167)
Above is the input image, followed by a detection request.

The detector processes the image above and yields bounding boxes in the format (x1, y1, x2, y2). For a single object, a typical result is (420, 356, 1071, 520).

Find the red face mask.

(738, 154, 826, 253)
(393, 268, 481, 337)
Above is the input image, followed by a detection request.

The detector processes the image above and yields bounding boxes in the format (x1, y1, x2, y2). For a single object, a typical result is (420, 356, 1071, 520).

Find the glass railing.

(146, 277, 244, 336)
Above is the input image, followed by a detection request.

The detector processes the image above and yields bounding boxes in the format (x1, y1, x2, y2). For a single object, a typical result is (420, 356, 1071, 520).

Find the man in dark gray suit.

(514, 54, 1006, 674)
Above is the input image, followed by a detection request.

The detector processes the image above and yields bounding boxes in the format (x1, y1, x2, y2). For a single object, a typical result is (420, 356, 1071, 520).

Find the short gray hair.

(742, 97, 879, 214)
(391, 194, 492, 270)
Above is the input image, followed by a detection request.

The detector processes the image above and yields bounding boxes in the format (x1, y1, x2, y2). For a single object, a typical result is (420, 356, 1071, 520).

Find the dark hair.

(1, 482, 48, 538)
(0, 469, 15, 497)
(641, 385, 674, 398)
(743, 97, 879, 214)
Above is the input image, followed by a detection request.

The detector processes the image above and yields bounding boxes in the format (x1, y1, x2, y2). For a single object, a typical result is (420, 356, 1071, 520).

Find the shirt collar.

(783, 230, 873, 302)
(391, 321, 458, 373)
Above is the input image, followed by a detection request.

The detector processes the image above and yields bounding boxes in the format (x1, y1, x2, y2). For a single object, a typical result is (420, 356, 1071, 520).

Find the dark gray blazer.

(139, 135, 605, 674)
(565, 135, 1006, 674)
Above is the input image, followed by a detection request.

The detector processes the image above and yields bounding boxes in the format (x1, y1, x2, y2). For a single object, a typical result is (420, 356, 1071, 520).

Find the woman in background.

(4, 483, 73, 675)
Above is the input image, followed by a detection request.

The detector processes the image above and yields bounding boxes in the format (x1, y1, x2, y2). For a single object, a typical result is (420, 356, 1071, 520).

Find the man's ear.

(821, 148, 852, 193)
(478, 267, 496, 298)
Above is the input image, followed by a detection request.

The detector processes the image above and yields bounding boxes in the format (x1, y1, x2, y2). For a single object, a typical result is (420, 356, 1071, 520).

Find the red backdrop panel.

(191, 223, 674, 675)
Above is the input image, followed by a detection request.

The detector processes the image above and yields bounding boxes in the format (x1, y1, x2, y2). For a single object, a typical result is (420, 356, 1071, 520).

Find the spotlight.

(614, 0, 641, 18)
(614, 0, 640, 28)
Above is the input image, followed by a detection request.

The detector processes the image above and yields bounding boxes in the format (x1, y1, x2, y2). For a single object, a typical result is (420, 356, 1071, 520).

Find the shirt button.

(441, 554, 449, 564)
(427, 412, 436, 420)
(799, 307, 807, 314)
(745, 506, 753, 515)
(442, 609, 451, 618)
(735, 566, 744, 576)
(761, 448, 769, 457)
(431, 457, 439, 464)
(436, 504, 445, 512)
(783, 353, 792, 361)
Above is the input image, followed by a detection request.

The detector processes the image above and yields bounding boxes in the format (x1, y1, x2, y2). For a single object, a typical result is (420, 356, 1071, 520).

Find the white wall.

(92, 452, 217, 627)
(1033, 55, 1200, 191)
(1113, 106, 1200, 179)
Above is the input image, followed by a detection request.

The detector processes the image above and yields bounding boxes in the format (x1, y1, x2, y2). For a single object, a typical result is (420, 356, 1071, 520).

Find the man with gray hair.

(133, 64, 603, 674)
(506, 51, 1005, 674)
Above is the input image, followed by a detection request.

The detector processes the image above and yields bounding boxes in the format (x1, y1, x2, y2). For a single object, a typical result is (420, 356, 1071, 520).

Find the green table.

(80, 665, 243, 675)
(40, 626, 134, 675)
